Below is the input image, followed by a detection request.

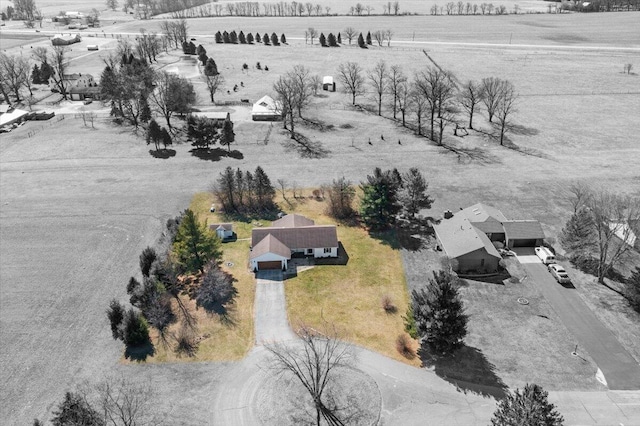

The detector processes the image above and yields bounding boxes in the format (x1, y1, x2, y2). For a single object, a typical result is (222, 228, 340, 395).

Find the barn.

(251, 95, 282, 121)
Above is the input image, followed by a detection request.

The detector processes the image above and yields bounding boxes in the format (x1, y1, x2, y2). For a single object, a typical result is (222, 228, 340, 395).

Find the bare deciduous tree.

(265, 325, 354, 426)
(387, 65, 407, 119)
(342, 27, 357, 44)
(458, 80, 484, 130)
(624, 63, 633, 74)
(384, 29, 393, 46)
(415, 66, 457, 141)
(372, 30, 384, 46)
(203, 73, 224, 104)
(0, 53, 30, 102)
(94, 375, 158, 426)
(368, 60, 388, 116)
(33, 46, 69, 99)
(337, 62, 365, 105)
(307, 27, 318, 44)
(495, 80, 517, 146)
(481, 76, 501, 122)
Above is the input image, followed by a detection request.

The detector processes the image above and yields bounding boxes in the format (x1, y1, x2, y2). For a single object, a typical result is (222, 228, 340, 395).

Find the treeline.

(107, 208, 237, 358)
(214, 30, 287, 46)
(430, 2, 514, 15)
(212, 166, 277, 214)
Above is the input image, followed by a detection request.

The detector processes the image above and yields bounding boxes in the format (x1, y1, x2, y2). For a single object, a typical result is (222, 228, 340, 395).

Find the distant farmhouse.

(50, 73, 100, 99)
(434, 203, 545, 273)
(251, 95, 282, 121)
(250, 214, 338, 271)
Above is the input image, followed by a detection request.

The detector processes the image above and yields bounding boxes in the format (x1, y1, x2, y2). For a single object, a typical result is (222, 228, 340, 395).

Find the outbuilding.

(209, 223, 234, 241)
(322, 76, 336, 92)
(251, 95, 282, 121)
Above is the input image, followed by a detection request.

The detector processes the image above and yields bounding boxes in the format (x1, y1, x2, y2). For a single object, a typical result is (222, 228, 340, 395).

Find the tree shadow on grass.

(282, 132, 330, 158)
(189, 147, 244, 162)
(149, 149, 176, 159)
(420, 344, 508, 399)
(370, 218, 435, 251)
(124, 341, 155, 362)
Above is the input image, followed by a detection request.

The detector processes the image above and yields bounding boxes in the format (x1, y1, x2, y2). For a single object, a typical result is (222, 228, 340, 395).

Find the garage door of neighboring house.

(512, 239, 537, 247)
(258, 261, 282, 270)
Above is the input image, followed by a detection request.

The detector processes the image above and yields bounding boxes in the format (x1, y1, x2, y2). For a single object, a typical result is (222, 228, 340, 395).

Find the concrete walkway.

(253, 270, 297, 344)
(515, 248, 640, 390)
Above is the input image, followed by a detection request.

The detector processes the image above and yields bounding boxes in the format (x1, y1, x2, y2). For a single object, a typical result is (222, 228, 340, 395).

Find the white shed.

(209, 223, 234, 240)
(322, 76, 336, 92)
(251, 95, 282, 121)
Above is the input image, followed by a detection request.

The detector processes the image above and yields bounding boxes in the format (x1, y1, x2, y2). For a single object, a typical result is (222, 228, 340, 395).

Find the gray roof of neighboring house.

(271, 214, 315, 228)
(503, 220, 545, 240)
(250, 234, 291, 260)
(433, 214, 501, 259)
(458, 203, 508, 224)
(252, 225, 338, 251)
(209, 223, 233, 231)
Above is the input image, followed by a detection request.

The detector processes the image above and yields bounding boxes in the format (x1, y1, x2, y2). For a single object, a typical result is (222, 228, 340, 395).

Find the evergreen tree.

(106, 299, 125, 340)
(337, 33, 342, 44)
(39, 61, 53, 83)
(358, 32, 366, 48)
(281, 33, 287, 44)
(359, 167, 403, 230)
(230, 30, 238, 43)
(188, 41, 196, 54)
(204, 58, 219, 76)
(187, 115, 219, 149)
(139, 247, 157, 277)
(366, 31, 372, 45)
(196, 44, 206, 56)
(145, 119, 162, 150)
(139, 94, 151, 124)
(411, 270, 468, 353)
(122, 308, 150, 347)
(215, 31, 223, 43)
(560, 207, 596, 255)
(319, 32, 327, 46)
(51, 392, 104, 426)
(222, 30, 230, 43)
(173, 209, 221, 273)
(627, 267, 640, 312)
(271, 32, 279, 45)
(198, 52, 208, 65)
(239, 30, 246, 44)
(491, 384, 564, 426)
(220, 117, 235, 152)
(253, 166, 276, 210)
(263, 33, 270, 44)
(399, 168, 434, 218)
(255, 32, 261, 43)
(160, 127, 172, 149)
(327, 33, 337, 46)
(181, 40, 190, 54)
(31, 64, 41, 84)
(247, 32, 254, 43)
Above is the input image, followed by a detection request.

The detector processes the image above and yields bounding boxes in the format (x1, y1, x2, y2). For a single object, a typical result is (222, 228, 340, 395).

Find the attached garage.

(257, 261, 282, 270)
(250, 234, 290, 271)
(503, 220, 545, 249)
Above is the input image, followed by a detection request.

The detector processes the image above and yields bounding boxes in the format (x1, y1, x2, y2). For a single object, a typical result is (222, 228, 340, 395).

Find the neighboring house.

(433, 213, 502, 273)
(50, 73, 96, 95)
(251, 95, 282, 121)
(434, 203, 546, 273)
(190, 111, 230, 125)
(69, 86, 102, 101)
(250, 214, 339, 271)
(209, 223, 234, 240)
(322, 76, 336, 92)
(0, 107, 29, 127)
(51, 33, 81, 46)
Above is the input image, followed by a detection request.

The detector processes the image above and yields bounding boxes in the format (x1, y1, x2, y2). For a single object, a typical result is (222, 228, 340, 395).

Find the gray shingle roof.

(250, 234, 291, 259)
(209, 223, 233, 231)
(251, 225, 338, 251)
(458, 203, 508, 223)
(503, 220, 545, 240)
(271, 214, 315, 228)
(433, 214, 501, 259)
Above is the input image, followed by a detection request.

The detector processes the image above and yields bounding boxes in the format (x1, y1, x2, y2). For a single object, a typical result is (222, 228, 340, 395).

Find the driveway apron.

(254, 270, 297, 344)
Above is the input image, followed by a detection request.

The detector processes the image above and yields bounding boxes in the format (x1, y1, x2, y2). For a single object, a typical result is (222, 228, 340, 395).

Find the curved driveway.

(516, 248, 640, 390)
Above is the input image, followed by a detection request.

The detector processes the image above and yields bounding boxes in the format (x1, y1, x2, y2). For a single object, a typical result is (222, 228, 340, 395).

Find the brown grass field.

(1, 7, 640, 423)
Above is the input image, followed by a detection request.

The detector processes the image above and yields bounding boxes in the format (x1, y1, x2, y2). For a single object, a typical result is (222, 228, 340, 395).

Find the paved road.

(254, 270, 297, 344)
(516, 249, 640, 390)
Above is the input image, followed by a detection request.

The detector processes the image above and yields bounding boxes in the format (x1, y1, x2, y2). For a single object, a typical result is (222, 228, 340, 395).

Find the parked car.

(498, 248, 515, 257)
(548, 264, 571, 284)
(535, 246, 556, 265)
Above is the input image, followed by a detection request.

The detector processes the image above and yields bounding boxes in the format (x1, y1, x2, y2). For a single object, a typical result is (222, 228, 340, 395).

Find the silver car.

(548, 264, 571, 284)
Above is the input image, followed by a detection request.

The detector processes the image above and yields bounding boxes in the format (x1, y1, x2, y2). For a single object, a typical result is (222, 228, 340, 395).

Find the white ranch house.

(250, 214, 338, 271)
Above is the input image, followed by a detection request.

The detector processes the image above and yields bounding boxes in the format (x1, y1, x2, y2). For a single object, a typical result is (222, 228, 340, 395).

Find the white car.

(535, 246, 556, 265)
(548, 264, 571, 284)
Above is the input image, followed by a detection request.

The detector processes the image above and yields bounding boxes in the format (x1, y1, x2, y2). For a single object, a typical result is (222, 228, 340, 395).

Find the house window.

(481, 259, 485, 266)
(324, 248, 332, 253)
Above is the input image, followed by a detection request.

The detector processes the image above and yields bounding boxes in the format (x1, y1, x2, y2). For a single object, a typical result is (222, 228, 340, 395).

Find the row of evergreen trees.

(215, 30, 287, 46)
(30, 63, 54, 85)
(213, 166, 277, 214)
(319, 32, 342, 47)
(182, 42, 220, 76)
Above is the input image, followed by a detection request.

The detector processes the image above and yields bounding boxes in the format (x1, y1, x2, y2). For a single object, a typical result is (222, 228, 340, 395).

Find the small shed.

(191, 111, 230, 125)
(69, 86, 101, 101)
(322, 76, 336, 92)
(209, 223, 234, 240)
(251, 95, 282, 121)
